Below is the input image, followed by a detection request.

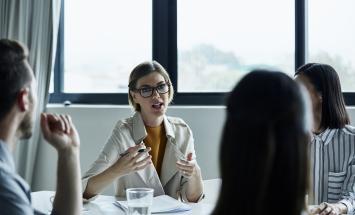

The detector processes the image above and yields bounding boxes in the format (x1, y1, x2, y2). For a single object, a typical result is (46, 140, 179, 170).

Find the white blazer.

(82, 112, 201, 202)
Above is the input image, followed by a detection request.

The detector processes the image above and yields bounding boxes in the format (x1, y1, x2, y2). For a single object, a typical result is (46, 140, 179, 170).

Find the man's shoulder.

(0, 161, 15, 182)
(0, 165, 33, 214)
(0, 164, 31, 196)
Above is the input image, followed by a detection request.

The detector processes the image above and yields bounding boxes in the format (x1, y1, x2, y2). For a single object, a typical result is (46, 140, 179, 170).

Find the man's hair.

(296, 63, 349, 128)
(128, 61, 174, 111)
(0, 39, 32, 120)
(213, 70, 309, 215)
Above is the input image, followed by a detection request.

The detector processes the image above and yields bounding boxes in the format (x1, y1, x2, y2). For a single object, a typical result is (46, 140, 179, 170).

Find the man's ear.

(17, 88, 30, 112)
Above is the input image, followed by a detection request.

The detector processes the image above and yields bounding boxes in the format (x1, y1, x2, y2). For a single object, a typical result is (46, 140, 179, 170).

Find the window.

(308, 0, 355, 92)
(63, 0, 152, 93)
(50, 0, 355, 105)
(177, 0, 294, 92)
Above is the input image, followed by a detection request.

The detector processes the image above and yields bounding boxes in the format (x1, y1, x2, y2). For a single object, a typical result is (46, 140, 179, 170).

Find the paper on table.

(114, 195, 192, 213)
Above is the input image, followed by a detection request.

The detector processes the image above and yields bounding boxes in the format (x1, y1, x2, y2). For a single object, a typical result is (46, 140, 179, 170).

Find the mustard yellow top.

(144, 124, 167, 176)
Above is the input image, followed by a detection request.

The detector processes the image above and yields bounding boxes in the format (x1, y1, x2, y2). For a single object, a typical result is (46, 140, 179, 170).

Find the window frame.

(49, 0, 355, 105)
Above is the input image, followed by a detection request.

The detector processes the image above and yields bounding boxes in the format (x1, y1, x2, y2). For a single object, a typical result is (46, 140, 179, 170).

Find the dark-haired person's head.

(213, 70, 311, 215)
(295, 63, 349, 132)
(0, 39, 36, 139)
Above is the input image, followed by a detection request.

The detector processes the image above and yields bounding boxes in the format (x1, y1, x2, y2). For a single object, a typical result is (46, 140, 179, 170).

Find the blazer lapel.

(132, 114, 181, 191)
(131, 112, 152, 185)
(160, 117, 184, 186)
(132, 112, 147, 144)
(135, 164, 165, 196)
(160, 138, 180, 187)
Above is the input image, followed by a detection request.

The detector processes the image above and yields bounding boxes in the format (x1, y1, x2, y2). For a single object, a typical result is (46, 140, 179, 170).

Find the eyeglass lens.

(139, 83, 169, 97)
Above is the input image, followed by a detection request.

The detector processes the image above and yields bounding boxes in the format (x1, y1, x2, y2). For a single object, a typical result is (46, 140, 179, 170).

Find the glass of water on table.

(126, 188, 154, 215)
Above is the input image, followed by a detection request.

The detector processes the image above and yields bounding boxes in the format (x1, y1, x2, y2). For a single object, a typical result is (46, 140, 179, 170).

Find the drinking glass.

(126, 188, 154, 215)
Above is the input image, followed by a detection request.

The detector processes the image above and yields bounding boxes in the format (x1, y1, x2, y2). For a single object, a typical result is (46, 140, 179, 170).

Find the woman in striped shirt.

(296, 63, 355, 215)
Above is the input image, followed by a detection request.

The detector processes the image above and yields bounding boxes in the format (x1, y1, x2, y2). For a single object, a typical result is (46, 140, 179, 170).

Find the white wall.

(32, 105, 225, 194)
(348, 107, 355, 124)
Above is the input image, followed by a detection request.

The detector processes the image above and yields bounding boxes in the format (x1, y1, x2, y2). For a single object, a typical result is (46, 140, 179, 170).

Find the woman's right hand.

(110, 143, 152, 177)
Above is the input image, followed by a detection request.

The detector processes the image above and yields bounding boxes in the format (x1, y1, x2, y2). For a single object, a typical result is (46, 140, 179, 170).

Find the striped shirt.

(309, 125, 355, 214)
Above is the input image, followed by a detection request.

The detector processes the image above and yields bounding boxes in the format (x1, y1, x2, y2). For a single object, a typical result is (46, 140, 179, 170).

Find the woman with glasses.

(82, 61, 204, 202)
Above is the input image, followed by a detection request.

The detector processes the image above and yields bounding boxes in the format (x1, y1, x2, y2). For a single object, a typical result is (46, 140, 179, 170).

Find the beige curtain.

(0, 0, 62, 184)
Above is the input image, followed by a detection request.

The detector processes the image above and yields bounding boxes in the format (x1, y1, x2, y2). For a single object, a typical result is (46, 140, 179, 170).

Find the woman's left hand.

(176, 152, 204, 202)
(176, 153, 199, 178)
(309, 202, 346, 215)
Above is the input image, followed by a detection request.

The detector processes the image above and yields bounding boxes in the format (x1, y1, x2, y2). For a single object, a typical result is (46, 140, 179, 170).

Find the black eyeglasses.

(133, 83, 170, 98)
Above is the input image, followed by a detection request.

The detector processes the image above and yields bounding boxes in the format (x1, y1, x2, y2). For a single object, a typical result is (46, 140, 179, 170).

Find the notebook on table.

(114, 195, 192, 214)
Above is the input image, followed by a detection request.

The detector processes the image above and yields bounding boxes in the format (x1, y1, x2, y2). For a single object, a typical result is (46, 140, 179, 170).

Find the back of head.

(213, 70, 310, 215)
(295, 63, 349, 128)
(0, 39, 31, 121)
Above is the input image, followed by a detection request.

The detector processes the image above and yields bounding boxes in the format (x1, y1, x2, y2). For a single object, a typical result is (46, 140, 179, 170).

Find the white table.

(31, 191, 215, 215)
(32, 179, 220, 214)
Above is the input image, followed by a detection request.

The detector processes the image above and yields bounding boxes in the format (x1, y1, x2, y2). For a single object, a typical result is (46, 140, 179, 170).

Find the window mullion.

(295, 0, 306, 71)
(153, 0, 177, 91)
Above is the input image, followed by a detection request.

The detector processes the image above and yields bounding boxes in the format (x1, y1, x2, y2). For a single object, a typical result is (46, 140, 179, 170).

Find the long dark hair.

(213, 70, 310, 215)
(295, 63, 349, 129)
